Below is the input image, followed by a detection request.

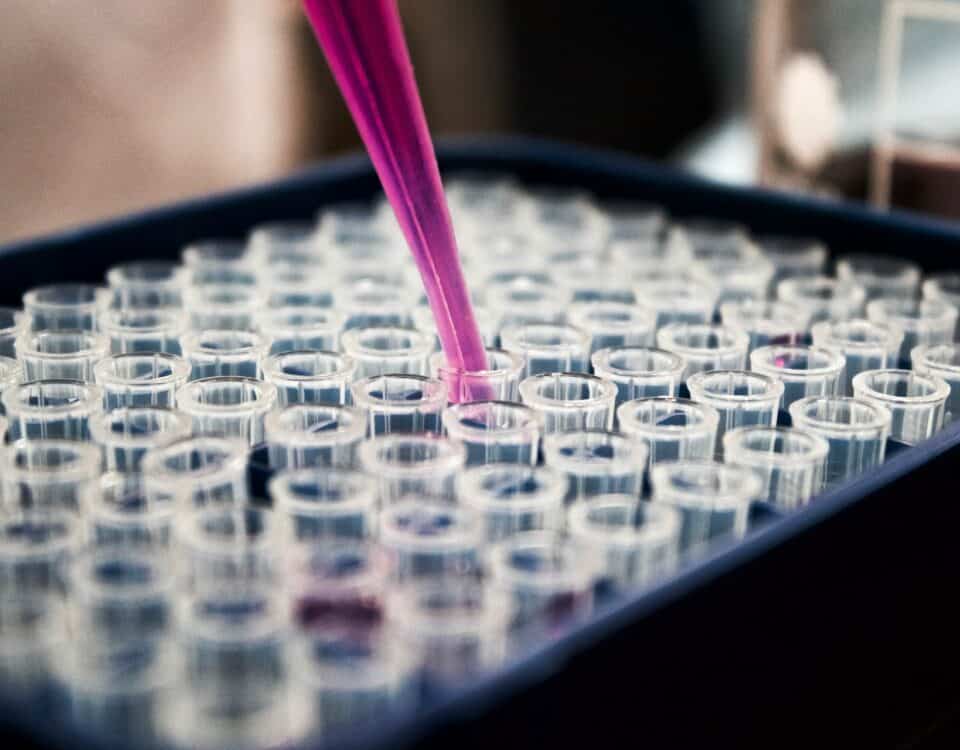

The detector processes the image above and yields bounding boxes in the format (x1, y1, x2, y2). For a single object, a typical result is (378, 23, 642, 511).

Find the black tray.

(2, 137, 960, 749)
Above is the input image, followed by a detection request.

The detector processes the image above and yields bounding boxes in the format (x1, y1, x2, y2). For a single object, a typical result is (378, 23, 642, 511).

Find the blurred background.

(3, 0, 960, 243)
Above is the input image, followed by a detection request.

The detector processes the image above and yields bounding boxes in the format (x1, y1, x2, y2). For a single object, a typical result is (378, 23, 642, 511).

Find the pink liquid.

(301, 0, 488, 387)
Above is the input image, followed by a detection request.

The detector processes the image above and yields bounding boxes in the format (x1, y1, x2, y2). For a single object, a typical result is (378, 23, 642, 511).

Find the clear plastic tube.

(0, 355, 23, 407)
(99, 308, 187, 355)
(566, 302, 656, 354)
(567, 496, 682, 590)
(184, 283, 263, 331)
(811, 319, 904, 395)
(387, 577, 508, 686)
(89, 406, 192, 473)
(650, 461, 762, 554)
(631, 273, 719, 329)
(776, 276, 866, 324)
(500, 323, 591, 377)
(866, 298, 958, 362)
(0, 510, 80, 594)
(255, 306, 344, 355)
(248, 221, 324, 270)
(0, 307, 25, 358)
(542, 430, 647, 503)
(912, 344, 960, 422)
(525, 187, 608, 252)
(262, 350, 356, 406)
(338, 280, 418, 330)
(378, 501, 483, 580)
(656, 323, 750, 379)
(3, 380, 103, 441)
(413, 304, 496, 354)
(94, 352, 191, 410)
(443, 401, 542, 466)
(788, 396, 892, 484)
(269, 467, 378, 541)
(836, 253, 921, 300)
(430, 348, 525, 403)
(686, 370, 784, 456)
(141, 436, 249, 509)
(359, 433, 465, 504)
(590, 346, 685, 405)
(722, 426, 829, 509)
(456, 464, 567, 542)
(87, 472, 177, 549)
(105, 261, 187, 310)
(265, 404, 366, 470)
(519, 372, 617, 434)
(756, 235, 828, 286)
(616, 397, 720, 466)
(749, 345, 845, 410)
(17, 330, 110, 382)
(350, 374, 448, 436)
(0, 593, 67, 698)
(852, 369, 949, 445)
(692, 254, 775, 306)
(1, 439, 100, 515)
(720, 299, 811, 352)
(922, 273, 960, 331)
(176, 376, 278, 445)
(23, 283, 102, 332)
(180, 329, 270, 380)
(485, 275, 570, 329)
(341, 327, 432, 379)
(181, 238, 252, 273)
(487, 532, 596, 640)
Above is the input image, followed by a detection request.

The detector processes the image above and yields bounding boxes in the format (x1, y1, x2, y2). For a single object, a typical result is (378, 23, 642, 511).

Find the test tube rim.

(456, 464, 568, 515)
(500, 322, 591, 355)
(1, 379, 104, 417)
(721, 425, 830, 469)
(923, 273, 960, 302)
(378, 500, 482, 552)
(542, 429, 649, 476)
(487, 531, 596, 591)
(851, 368, 950, 407)
(255, 305, 345, 333)
(911, 343, 960, 375)
(23, 283, 103, 312)
(518, 371, 618, 410)
(176, 589, 287, 644)
(686, 369, 785, 406)
(350, 373, 449, 414)
(443, 400, 543, 444)
(0, 510, 81, 561)
(0, 306, 24, 335)
(15, 330, 110, 361)
(175, 505, 279, 560)
(341, 326, 434, 360)
(176, 376, 279, 415)
(430, 347, 525, 380)
(94, 352, 191, 388)
(69, 546, 175, 604)
(567, 301, 657, 334)
(866, 297, 959, 328)
(749, 344, 846, 378)
(788, 395, 893, 436)
(590, 346, 685, 379)
(656, 323, 750, 358)
(106, 260, 187, 288)
(835, 253, 921, 285)
(719, 298, 811, 333)
(776, 276, 867, 306)
(180, 329, 271, 360)
(567, 494, 682, 549)
(268, 467, 378, 518)
(650, 460, 763, 510)
(88, 406, 193, 450)
(616, 397, 720, 438)
(141, 435, 248, 483)
(810, 318, 904, 352)
(99, 307, 188, 335)
(264, 403, 367, 445)
(93, 470, 179, 526)
(261, 349, 356, 383)
(358, 432, 467, 479)
(386, 577, 510, 639)
(1, 438, 101, 485)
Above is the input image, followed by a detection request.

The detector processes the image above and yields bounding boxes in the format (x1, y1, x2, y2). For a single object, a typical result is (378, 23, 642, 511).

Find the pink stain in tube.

(301, 0, 488, 398)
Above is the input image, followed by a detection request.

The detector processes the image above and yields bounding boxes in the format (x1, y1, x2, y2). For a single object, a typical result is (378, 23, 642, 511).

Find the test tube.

(566, 302, 656, 354)
(719, 299, 811, 352)
(631, 272, 719, 329)
(1, 439, 100, 514)
(175, 506, 279, 591)
(341, 327, 432, 379)
(500, 323, 591, 377)
(686, 370, 784, 456)
(262, 350, 356, 406)
(23, 283, 102, 331)
(17, 330, 110, 382)
(811, 319, 904, 395)
(413, 305, 496, 354)
(656, 323, 750, 379)
(836, 253, 920, 300)
(87, 472, 178, 549)
(525, 186, 608, 252)
(922, 272, 960, 327)
(590, 346, 685, 405)
(265, 404, 366, 470)
(181, 238, 252, 274)
(567, 496, 682, 591)
(692, 254, 775, 306)
(105, 260, 187, 310)
(650, 461, 761, 554)
(0, 510, 80, 593)
(351, 374, 448, 436)
(256, 306, 344, 355)
(248, 220, 323, 269)
(866, 298, 958, 363)
(519, 372, 617, 434)
(852, 369, 949, 445)
(180, 329, 270, 380)
(485, 275, 570, 329)
(722, 426, 829, 509)
(443, 401, 542, 466)
(387, 577, 508, 687)
(487, 532, 596, 641)
(176, 376, 278, 445)
(3, 380, 103, 441)
(94, 352, 191, 410)
(788, 396, 892, 484)
(542, 430, 648, 503)
(456, 464, 567, 542)
(184, 283, 263, 331)
(269, 468, 378, 541)
(100, 308, 187, 355)
(89, 406, 192, 472)
(749, 345, 845, 411)
(430, 348, 525, 403)
(0, 593, 67, 699)
(912, 344, 960, 422)
(141, 436, 249, 508)
(359, 433, 466, 505)
(776, 276, 866, 324)
(338, 281, 418, 330)
(378, 501, 483, 580)
(0, 307, 26, 357)
(755, 235, 828, 286)
(616, 397, 720, 466)
(0, 355, 23, 406)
